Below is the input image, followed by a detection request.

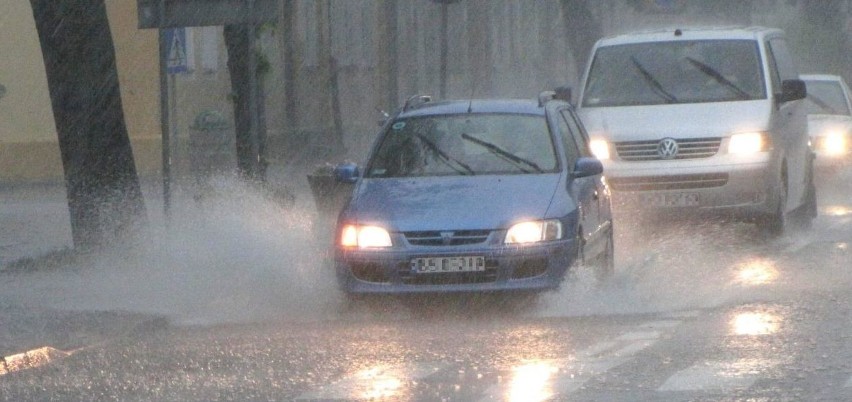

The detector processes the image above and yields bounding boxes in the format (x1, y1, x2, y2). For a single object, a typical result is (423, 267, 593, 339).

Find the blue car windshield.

(582, 40, 766, 107)
(366, 113, 558, 177)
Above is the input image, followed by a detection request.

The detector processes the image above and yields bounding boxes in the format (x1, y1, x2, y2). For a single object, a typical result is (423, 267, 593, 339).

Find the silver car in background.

(801, 74, 852, 170)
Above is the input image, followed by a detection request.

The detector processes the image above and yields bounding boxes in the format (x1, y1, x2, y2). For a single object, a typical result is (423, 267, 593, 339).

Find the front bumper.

(603, 156, 775, 219)
(813, 149, 851, 169)
(334, 238, 576, 295)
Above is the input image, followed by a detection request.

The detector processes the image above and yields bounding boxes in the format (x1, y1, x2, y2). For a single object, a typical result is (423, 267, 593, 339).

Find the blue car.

(333, 92, 614, 296)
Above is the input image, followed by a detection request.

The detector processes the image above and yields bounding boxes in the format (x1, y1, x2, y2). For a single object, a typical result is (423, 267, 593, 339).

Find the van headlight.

(340, 224, 392, 248)
(505, 220, 563, 244)
(729, 132, 768, 154)
(589, 139, 611, 160)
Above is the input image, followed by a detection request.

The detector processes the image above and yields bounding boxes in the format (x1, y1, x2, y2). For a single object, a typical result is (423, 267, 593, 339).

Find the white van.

(576, 26, 816, 235)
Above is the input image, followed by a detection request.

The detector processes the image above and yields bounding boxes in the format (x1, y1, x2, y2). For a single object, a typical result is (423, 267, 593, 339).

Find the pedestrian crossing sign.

(165, 28, 188, 74)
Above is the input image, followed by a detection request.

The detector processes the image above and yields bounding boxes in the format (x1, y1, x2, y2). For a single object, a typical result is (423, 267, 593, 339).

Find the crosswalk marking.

(295, 320, 692, 401)
(477, 326, 668, 401)
(657, 360, 759, 392)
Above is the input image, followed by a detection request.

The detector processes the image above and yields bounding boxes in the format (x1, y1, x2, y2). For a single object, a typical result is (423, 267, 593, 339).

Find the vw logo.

(657, 138, 679, 159)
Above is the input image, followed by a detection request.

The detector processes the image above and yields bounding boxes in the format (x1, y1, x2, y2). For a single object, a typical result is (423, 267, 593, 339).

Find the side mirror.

(334, 163, 360, 183)
(778, 79, 806, 103)
(571, 157, 603, 178)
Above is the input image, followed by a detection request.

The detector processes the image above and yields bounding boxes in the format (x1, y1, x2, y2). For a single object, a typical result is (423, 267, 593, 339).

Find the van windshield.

(582, 40, 766, 107)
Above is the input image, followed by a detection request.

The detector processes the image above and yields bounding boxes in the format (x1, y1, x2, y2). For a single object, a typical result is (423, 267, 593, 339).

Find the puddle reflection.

(0, 346, 70, 376)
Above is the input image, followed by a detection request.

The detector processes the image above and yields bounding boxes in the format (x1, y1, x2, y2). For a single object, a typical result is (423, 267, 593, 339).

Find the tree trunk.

(30, 0, 146, 250)
(224, 24, 268, 182)
(280, 0, 298, 135)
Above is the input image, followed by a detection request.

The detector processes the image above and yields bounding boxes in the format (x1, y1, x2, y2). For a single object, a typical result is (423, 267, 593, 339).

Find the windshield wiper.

(460, 133, 543, 173)
(684, 57, 751, 100)
(630, 56, 678, 103)
(413, 133, 475, 175)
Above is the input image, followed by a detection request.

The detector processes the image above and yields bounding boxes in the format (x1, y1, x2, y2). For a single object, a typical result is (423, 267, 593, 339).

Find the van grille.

(404, 230, 491, 246)
(615, 138, 721, 161)
(609, 173, 729, 191)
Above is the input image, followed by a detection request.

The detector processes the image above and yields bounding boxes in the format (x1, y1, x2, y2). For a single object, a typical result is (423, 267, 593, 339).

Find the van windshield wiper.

(413, 133, 475, 175)
(630, 56, 678, 103)
(684, 57, 751, 100)
(460, 133, 543, 173)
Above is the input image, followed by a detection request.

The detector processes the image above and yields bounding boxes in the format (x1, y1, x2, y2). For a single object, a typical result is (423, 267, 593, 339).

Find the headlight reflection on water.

(507, 360, 559, 402)
(731, 311, 781, 336)
(354, 365, 404, 399)
(734, 258, 779, 286)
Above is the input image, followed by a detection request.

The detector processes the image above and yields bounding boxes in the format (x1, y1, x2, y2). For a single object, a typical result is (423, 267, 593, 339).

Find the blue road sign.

(165, 28, 188, 74)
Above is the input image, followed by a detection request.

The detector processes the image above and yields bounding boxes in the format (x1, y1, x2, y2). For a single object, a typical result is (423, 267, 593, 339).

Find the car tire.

(595, 227, 615, 283)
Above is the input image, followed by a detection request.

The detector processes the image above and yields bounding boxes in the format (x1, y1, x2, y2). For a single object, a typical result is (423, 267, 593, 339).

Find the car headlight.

(505, 219, 563, 244)
(340, 224, 392, 248)
(820, 130, 848, 155)
(728, 132, 768, 154)
(589, 139, 610, 160)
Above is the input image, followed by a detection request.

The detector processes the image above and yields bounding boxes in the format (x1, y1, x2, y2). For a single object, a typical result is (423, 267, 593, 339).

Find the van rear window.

(582, 40, 766, 107)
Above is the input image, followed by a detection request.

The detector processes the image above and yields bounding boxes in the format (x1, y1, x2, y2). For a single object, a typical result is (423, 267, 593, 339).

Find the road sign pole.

(158, 0, 171, 222)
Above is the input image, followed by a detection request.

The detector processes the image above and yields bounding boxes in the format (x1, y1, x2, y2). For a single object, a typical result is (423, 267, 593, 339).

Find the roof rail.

(555, 86, 572, 102)
(403, 94, 432, 111)
(538, 90, 556, 107)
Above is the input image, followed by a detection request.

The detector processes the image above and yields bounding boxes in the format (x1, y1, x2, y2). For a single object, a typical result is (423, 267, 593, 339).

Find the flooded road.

(1, 168, 852, 400)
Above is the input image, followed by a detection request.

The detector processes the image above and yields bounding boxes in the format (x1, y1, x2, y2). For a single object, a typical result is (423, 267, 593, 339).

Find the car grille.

(609, 173, 729, 191)
(615, 138, 721, 161)
(404, 230, 491, 246)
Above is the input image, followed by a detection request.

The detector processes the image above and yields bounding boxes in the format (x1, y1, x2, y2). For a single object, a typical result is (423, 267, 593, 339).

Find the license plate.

(642, 193, 699, 207)
(411, 256, 485, 273)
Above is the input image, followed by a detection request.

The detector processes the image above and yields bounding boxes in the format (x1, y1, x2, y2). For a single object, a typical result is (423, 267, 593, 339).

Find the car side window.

(561, 109, 593, 157)
(555, 109, 581, 170)
(766, 38, 797, 94)
(765, 43, 781, 94)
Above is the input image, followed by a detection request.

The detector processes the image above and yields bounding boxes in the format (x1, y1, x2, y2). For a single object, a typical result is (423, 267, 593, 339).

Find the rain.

(2, 1, 852, 400)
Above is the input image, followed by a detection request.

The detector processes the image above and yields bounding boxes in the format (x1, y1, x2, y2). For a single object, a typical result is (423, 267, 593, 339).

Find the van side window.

(767, 38, 798, 93)
(555, 109, 581, 169)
